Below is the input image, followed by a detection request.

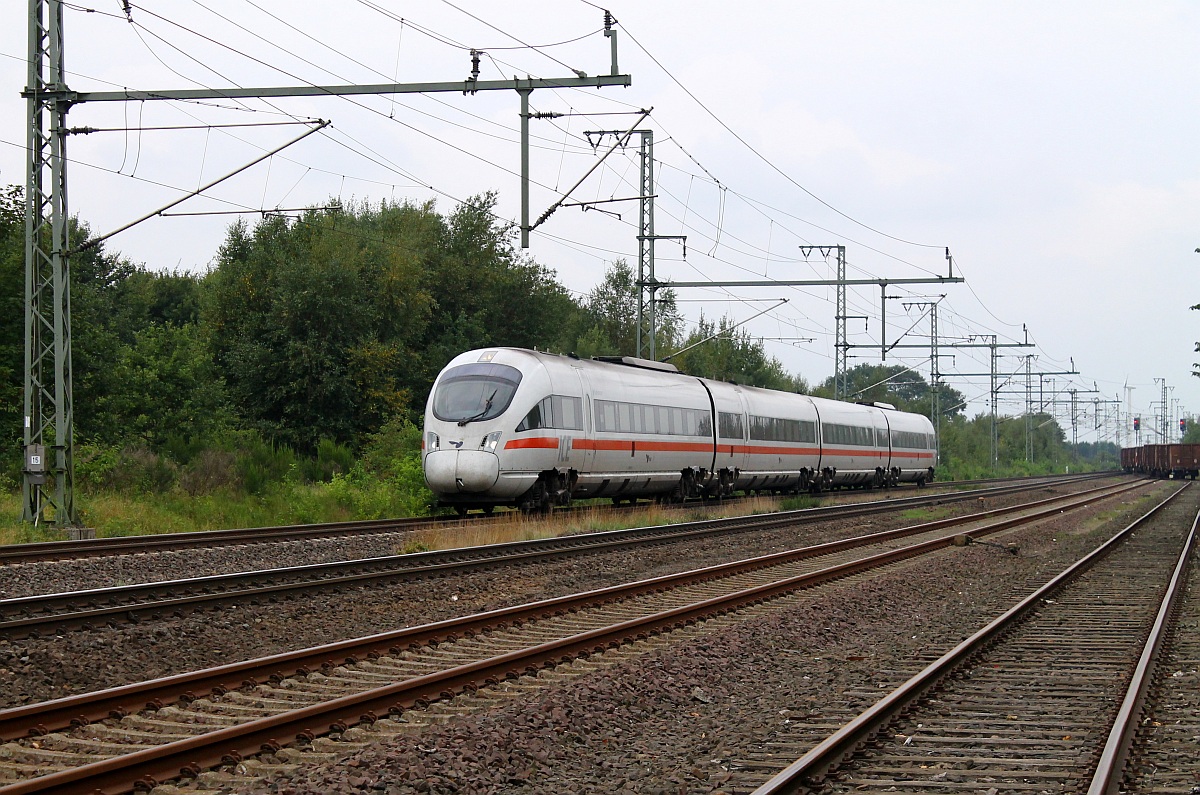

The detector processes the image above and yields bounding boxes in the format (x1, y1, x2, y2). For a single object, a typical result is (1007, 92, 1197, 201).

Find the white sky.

(3, 1, 1198, 446)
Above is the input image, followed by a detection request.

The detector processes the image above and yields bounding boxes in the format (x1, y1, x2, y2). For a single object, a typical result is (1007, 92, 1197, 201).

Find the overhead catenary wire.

(29, 8, 1106, 416)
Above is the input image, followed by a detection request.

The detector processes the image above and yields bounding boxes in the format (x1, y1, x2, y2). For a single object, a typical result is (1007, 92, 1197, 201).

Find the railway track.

(745, 482, 1198, 795)
(1118, 518, 1200, 794)
(0, 477, 1151, 794)
(0, 472, 1112, 564)
(0, 476, 1131, 640)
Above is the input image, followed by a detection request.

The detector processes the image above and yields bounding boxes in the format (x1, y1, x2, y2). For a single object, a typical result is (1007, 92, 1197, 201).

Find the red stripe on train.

(504, 436, 933, 460)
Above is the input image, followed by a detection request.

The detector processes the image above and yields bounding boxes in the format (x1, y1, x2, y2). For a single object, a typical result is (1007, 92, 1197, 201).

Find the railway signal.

(1134, 417, 1141, 431)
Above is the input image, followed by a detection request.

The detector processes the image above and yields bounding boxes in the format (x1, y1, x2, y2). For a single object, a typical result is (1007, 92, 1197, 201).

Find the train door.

(879, 412, 894, 476)
(569, 365, 596, 475)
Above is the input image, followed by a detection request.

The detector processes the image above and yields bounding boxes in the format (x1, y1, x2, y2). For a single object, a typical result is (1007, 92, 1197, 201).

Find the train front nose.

(424, 450, 500, 493)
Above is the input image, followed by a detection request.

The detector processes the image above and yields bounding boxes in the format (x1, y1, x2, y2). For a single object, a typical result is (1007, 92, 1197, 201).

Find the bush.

(297, 438, 355, 483)
(75, 444, 177, 493)
(234, 435, 296, 495)
(360, 416, 423, 478)
(179, 449, 239, 496)
(0, 450, 21, 492)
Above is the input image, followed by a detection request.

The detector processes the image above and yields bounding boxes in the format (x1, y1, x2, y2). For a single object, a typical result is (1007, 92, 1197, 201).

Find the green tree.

(205, 194, 576, 451)
(206, 206, 419, 451)
(0, 186, 23, 472)
(571, 259, 683, 359)
(419, 193, 577, 382)
(669, 314, 807, 392)
(813, 363, 965, 419)
(92, 323, 230, 449)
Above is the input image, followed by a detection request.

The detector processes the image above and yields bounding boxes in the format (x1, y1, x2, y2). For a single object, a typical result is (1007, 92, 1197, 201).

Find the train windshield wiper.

(457, 390, 497, 426)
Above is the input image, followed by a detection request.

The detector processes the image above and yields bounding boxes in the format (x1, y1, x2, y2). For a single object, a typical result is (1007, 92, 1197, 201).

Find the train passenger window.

(519, 395, 584, 431)
(750, 416, 816, 443)
(655, 406, 669, 435)
(598, 400, 618, 432)
(592, 399, 711, 436)
(719, 412, 744, 440)
(517, 400, 545, 431)
(889, 430, 932, 449)
(821, 423, 876, 447)
(618, 402, 633, 432)
(635, 403, 649, 434)
(555, 396, 582, 430)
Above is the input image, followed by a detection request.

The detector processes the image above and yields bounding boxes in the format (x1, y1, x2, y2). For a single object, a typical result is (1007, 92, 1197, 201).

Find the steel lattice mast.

(23, 0, 75, 524)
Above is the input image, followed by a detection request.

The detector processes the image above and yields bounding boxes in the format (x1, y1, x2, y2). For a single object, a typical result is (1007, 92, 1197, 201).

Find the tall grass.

(0, 419, 434, 545)
(395, 496, 784, 555)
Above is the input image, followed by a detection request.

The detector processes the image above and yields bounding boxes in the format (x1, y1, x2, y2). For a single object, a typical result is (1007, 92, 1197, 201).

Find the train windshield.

(432, 363, 523, 424)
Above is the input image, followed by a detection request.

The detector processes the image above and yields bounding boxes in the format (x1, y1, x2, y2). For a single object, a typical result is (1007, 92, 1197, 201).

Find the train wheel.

(454, 506, 468, 517)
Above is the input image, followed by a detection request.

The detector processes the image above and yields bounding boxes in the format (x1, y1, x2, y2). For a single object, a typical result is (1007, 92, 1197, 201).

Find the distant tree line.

(0, 186, 1109, 504)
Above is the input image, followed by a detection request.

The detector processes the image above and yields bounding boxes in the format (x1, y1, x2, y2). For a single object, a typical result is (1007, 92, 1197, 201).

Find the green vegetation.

(0, 185, 1115, 543)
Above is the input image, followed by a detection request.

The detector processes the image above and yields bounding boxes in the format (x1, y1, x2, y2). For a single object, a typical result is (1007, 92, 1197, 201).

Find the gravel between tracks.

(0, 478, 1148, 719)
(215, 482, 1181, 795)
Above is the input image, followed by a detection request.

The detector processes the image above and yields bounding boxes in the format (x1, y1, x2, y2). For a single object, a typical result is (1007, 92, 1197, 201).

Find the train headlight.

(426, 432, 440, 451)
(481, 431, 503, 453)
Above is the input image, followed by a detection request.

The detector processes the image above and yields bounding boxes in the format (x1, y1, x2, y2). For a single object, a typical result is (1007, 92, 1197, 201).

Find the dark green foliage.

(935, 411, 1076, 478)
(205, 194, 576, 453)
(75, 445, 178, 494)
(812, 363, 965, 418)
(1, 179, 1115, 521)
(0, 186, 24, 459)
(92, 323, 229, 448)
(568, 260, 684, 359)
(301, 438, 354, 482)
(233, 434, 297, 496)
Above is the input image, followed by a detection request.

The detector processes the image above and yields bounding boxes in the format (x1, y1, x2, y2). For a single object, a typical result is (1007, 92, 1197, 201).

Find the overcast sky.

(3, 1, 1197, 446)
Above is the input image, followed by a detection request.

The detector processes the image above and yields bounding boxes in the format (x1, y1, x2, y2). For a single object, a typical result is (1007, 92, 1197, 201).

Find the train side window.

(719, 412, 744, 440)
(555, 396, 583, 430)
(619, 405, 638, 437)
(597, 400, 617, 432)
(516, 398, 547, 432)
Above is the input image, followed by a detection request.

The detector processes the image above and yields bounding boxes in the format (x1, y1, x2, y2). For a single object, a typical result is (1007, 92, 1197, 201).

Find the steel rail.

(0, 478, 1140, 641)
(2, 480, 1144, 740)
(750, 482, 1192, 795)
(1086, 501, 1199, 794)
(0, 480, 1148, 794)
(0, 472, 1112, 563)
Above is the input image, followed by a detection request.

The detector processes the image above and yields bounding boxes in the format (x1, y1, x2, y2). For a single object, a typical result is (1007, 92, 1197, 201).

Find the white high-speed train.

(423, 348, 937, 513)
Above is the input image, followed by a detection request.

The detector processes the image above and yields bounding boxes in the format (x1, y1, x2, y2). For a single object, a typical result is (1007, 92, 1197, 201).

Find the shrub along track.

(0, 479, 1159, 795)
